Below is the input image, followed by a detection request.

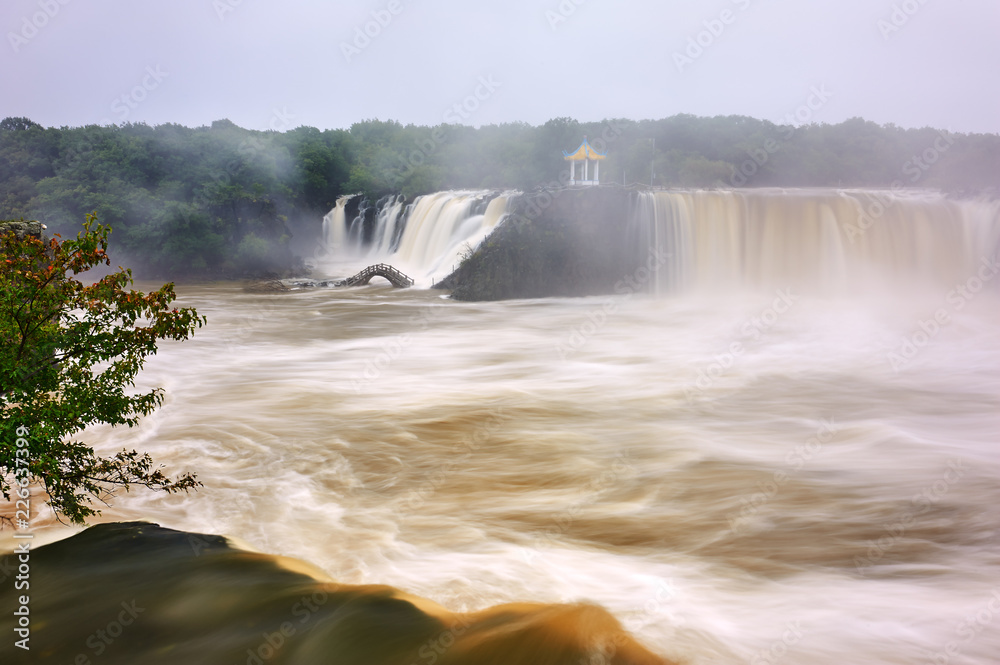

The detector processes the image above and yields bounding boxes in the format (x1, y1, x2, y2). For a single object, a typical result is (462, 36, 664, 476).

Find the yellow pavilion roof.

(562, 138, 607, 160)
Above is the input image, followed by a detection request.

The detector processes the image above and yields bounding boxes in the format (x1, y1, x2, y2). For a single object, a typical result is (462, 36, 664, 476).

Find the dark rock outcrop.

(0, 522, 671, 664)
(436, 187, 644, 301)
(0, 219, 47, 242)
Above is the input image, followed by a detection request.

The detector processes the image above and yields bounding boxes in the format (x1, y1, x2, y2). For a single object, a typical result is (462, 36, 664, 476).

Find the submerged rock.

(243, 278, 292, 293)
(0, 522, 670, 665)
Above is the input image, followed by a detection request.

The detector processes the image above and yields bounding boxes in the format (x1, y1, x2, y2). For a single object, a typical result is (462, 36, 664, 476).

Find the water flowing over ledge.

(323, 190, 512, 287)
(322, 188, 1000, 300)
(625, 189, 1000, 294)
(13, 187, 997, 664)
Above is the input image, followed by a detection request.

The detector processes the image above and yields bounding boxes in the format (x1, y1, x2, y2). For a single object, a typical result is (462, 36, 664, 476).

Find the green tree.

(401, 164, 445, 200)
(676, 155, 734, 187)
(0, 214, 204, 523)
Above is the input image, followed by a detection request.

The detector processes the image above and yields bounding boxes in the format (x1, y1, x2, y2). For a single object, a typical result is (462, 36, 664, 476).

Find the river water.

(18, 189, 1000, 664)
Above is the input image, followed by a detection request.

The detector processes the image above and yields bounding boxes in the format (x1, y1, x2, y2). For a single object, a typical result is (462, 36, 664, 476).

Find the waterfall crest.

(326, 188, 1000, 293)
(628, 189, 1000, 293)
(325, 190, 510, 285)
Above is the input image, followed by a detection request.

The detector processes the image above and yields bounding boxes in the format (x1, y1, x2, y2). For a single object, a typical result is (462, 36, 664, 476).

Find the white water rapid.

(11, 187, 1000, 664)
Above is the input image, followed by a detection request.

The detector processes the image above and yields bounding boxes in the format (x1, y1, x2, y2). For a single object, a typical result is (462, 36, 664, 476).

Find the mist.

(3, 3, 1000, 665)
(2, 0, 998, 133)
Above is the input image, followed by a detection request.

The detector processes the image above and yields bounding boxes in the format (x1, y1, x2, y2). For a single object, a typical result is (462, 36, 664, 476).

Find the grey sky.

(2, 0, 997, 134)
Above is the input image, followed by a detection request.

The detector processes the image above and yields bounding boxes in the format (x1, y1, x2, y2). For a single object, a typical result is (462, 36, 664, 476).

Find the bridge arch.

(335, 264, 414, 288)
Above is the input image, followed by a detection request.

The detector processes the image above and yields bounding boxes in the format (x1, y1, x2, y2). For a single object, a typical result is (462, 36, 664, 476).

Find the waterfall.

(325, 190, 510, 285)
(370, 195, 406, 256)
(321, 196, 348, 253)
(628, 189, 1000, 294)
(325, 188, 999, 294)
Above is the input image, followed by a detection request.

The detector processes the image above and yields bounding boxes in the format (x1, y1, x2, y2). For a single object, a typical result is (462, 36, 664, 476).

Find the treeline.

(1, 114, 997, 278)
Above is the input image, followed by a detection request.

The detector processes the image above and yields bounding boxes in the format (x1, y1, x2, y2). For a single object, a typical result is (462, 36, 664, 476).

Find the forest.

(1, 114, 997, 278)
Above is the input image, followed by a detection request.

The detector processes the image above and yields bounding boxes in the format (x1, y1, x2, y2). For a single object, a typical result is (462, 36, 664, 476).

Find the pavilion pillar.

(563, 137, 607, 187)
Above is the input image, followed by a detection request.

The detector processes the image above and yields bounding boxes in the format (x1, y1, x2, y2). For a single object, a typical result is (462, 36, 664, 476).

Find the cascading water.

(321, 196, 348, 253)
(12, 187, 1000, 664)
(325, 190, 511, 285)
(328, 187, 1000, 296)
(370, 194, 406, 256)
(627, 189, 1000, 294)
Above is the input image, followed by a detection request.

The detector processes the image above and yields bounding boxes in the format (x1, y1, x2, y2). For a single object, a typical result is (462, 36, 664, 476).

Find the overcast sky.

(2, 0, 997, 134)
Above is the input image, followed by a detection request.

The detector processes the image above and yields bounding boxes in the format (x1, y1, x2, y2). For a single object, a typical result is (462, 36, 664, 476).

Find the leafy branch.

(1, 214, 205, 523)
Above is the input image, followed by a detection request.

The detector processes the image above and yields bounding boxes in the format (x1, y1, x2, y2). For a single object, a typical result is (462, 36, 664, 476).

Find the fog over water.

(17, 188, 997, 663)
(4, 0, 999, 659)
